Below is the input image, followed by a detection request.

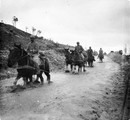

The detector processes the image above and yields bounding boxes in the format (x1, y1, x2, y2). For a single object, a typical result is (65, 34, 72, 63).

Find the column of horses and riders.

(64, 42, 104, 73)
(7, 36, 104, 86)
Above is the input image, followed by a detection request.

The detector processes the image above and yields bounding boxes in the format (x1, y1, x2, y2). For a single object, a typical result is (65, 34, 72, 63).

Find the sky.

(0, 0, 130, 53)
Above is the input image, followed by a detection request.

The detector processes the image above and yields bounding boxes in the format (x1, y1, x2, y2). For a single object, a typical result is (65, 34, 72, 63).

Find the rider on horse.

(98, 48, 104, 59)
(27, 35, 40, 74)
(75, 42, 84, 60)
(87, 47, 94, 59)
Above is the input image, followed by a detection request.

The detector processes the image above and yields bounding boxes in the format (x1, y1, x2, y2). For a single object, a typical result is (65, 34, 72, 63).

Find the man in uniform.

(75, 42, 84, 60)
(98, 48, 104, 60)
(87, 46, 95, 61)
(27, 35, 40, 74)
(87, 46, 93, 55)
(99, 48, 103, 56)
(75, 42, 84, 54)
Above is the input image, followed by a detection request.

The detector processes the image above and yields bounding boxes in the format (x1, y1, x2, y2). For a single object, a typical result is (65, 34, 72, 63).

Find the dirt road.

(0, 56, 124, 120)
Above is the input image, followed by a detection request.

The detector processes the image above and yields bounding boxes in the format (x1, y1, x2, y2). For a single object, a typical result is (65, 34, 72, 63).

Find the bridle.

(9, 47, 28, 64)
(17, 48, 28, 62)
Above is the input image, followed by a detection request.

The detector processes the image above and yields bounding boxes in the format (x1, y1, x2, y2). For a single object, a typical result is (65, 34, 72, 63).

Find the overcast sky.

(0, 0, 130, 53)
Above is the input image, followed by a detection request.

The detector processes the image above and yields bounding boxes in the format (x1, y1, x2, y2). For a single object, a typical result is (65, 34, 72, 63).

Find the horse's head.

(8, 43, 26, 67)
(64, 48, 70, 58)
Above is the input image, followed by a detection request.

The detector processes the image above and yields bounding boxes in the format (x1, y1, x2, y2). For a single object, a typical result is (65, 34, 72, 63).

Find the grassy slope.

(0, 23, 71, 79)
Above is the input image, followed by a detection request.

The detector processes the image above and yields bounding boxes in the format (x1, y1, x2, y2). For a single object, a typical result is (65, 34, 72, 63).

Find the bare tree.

(1, 20, 4, 23)
(36, 30, 42, 36)
(32, 27, 36, 35)
(12, 16, 18, 27)
(25, 27, 28, 33)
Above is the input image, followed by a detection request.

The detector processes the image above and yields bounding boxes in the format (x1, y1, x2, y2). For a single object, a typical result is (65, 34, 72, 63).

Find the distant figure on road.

(87, 46, 95, 67)
(87, 47, 93, 57)
(98, 48, 104, 62)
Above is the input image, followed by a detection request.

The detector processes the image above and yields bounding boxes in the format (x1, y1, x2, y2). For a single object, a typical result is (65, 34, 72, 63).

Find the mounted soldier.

(75, 42, 84, 54)
(75, 42, 84, 60)
(98, 48, 104, 62)
(87, 46, 95, 67)
(87, 46, 93, 58)
(98, 48, 104, 57)
(27, 35, 40, 74)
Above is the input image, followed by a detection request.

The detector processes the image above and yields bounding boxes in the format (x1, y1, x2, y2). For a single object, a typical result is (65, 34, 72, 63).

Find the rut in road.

(0, 56, 124, 120)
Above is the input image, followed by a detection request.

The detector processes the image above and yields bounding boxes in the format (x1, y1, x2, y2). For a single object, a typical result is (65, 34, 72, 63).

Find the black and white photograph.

(0, 0, 130, 120)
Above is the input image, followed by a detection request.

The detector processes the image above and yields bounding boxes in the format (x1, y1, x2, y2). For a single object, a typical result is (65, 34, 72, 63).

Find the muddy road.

(0, 56, 124, 120)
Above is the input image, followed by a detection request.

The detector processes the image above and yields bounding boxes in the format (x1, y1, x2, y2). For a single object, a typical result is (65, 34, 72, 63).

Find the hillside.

(0, 23, 72, 79)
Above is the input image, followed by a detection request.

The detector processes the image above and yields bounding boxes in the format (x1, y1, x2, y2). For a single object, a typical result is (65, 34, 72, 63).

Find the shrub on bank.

(108, 52, 124, 65)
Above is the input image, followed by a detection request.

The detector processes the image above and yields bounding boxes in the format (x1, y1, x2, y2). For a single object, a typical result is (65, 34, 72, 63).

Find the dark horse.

(64, 48, 73, 72)
(71, 50, 86, 73)
(8, 44, 51, 85)
(98, 53, 104, 62)
(87, 51, 95, 67)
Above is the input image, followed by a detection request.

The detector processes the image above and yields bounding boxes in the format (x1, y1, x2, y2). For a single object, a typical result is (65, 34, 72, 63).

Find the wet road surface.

(0, 56, 123, 120)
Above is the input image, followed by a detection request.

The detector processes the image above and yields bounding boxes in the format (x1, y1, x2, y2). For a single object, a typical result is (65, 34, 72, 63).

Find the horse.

(7, 43, 51, 86)
(64, 48, 73, 72)
(82, 50, 88, 67)
(98, 53, 104, 62)
(87, 51, 95, 67)
(71, 50, 86, 73)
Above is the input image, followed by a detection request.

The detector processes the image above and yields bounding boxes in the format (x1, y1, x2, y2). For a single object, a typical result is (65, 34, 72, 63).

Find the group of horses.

(7, 44, 103, 87)
(64, 48, 95, 73)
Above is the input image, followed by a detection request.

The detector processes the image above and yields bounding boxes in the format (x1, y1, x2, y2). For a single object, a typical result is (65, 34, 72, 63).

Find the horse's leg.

(65, 63, 70, 72)
(88, 61, 90, 67)
(73, 65, 76, 73)
(70, 64, 73, 71)
(101, 58, 103, 62)
(23, 77, 28, 86)
(44, 72, 52, 84)
(39, 72, 44, 85)
(83, 63, 86, 72)
(34, 74, 39, 83)
(91, 61, 93, 67)
(75, 65, 79, 73)
(77, 66, 81, 72)
(77, 63, 81, 73)
(29, 75, 33, 85)
(13, 74, 21, 85)
(99, 57, 101, 62)
(86, 61, 88, 67)
(79, 66, 82, 72)
(65, 63, 67, 71)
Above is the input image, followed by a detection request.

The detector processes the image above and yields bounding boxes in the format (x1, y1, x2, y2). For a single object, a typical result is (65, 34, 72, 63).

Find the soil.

(0, 56, 125, 120)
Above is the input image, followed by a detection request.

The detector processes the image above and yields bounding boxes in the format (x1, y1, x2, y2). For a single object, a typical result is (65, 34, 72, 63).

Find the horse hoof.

(33, 80, 40, 84)
(41, 82, 44, 85)
(29, 82, 33, 86)
(48, 81, 53, 84)
(65, 70, 70, 73)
